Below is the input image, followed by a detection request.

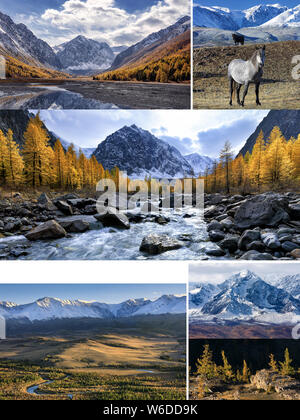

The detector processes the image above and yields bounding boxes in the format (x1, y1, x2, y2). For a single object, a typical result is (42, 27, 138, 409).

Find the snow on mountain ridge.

(189, 270, 300, 323)
(184, 153, 214, 176)
(0, 294, 186, 321)
(193, 4, 289, 29)
(260, 4, 300, 27)
(54, 35, 114, 73)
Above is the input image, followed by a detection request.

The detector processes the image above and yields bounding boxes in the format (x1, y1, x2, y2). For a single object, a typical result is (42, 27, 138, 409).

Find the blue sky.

(0, 284, 186, 304)
(38, 109, 268, 158)
(0, 0, 189, 46)
(193, 1, 299, 9)
(189, 262, 300, 284)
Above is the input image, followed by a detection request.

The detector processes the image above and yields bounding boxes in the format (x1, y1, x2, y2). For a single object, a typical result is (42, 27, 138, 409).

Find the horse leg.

(255, 82, 261, 106)
(237, 84, 242, 105)
(241, 82, 249, 107)
(229, 77, 233, 105)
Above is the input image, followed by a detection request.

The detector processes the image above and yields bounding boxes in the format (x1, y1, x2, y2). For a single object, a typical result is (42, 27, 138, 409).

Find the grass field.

(0, 315, 186, 400)
(193, 40, 300, 109)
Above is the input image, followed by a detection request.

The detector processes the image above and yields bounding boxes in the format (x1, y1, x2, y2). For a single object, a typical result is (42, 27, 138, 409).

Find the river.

(7, 207, 222, 260)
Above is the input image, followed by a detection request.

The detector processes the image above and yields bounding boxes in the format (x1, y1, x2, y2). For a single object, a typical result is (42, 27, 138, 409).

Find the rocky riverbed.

(0, 191, 299, 260)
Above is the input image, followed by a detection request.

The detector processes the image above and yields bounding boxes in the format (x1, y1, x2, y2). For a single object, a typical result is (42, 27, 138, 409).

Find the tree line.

(196, 344, 296, 398)
(0, 114, 120, 191)
(202, 126, 300, 194)
(94, 53, 190, 83)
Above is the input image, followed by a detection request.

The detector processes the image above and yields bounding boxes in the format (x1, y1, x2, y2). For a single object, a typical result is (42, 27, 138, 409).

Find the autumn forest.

(202, 127, 300, 194)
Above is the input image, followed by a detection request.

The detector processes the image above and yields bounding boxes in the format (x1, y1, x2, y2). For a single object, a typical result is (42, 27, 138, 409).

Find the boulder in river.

(208, 230, 225, 242)
(239, 250, 274, 260)
(261, 232, 281, 250)
(60, 219, 90, 233)
(205, 246, 226, 257)
(234, 194, 290, 229)
(94, 208, 130, 229)
(26, 220, 67, 241)
(288, 204, 300, 220)
(281, 241, 300, 252)
(140, 234, 183, 255)
(238, 230, 261, 250)
(54, 200, 73, 216)
(219, 235, 239, 253)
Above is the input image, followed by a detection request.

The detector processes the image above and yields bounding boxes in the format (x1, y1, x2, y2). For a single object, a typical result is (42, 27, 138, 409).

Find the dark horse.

(228, 46, 266, 107)
(232, 33, 244, 45)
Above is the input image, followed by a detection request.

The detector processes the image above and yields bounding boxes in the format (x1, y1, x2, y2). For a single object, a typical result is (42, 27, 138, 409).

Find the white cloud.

(34, 0, 189, 46)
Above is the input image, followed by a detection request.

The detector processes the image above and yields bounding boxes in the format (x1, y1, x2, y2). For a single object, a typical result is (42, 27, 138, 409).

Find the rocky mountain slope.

(54, 35, 114, 73)
(0, 110, 58, 148)
(0, 294, 185, 321)
(239, 110, 300, 155)
(189, 270, 300, 323)
(110, 16, 190, 70)
(92, 124, 194, 178)
(0, 11, 60, 68)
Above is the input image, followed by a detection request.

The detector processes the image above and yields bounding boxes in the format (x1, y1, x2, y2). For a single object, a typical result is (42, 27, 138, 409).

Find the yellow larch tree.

(53, 139, 67, 188)
(5, 129, 24, 186)
(262, 128, 295, 188)
(23, 114, 54, 188)
(249, 130, 265, 192)
(292, 134, 300, 181)
(0, 130, 9, 184)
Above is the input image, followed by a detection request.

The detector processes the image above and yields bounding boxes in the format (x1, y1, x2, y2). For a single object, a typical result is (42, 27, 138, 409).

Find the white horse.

(228, 46, 265, 107)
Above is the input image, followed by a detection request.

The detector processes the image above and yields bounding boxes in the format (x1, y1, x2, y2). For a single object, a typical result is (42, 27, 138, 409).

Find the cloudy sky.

(38, 109, 268, 158)
(189, 262, 300, 285)
(0, 283, 186, 304)
(193, 1, 299, 9)
(0, 0, 189, 46)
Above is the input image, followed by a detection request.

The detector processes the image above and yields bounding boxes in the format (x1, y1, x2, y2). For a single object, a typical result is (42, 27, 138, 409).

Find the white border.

(0, 260, 188, 284)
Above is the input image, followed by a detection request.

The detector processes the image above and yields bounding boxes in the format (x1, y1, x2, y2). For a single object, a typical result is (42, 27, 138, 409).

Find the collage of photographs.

(0, 0, 299, 405)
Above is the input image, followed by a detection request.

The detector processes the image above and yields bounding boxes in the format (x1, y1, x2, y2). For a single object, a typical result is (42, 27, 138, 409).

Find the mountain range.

(193, 4, 300, 46)
(189, 270, 300, 324)
(0, 9, 190, 76)
(0, 294, 186, 322)
(193, 4, 291, 29)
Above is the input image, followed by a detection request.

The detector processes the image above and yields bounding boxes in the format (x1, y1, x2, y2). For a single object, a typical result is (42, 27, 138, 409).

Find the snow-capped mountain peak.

(92, 125, 194, 179)
(189, 270, 300, 324)
(54, 35, 114, 73)
(184, 153, 213, 176)
(260, 4, 300, 27)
